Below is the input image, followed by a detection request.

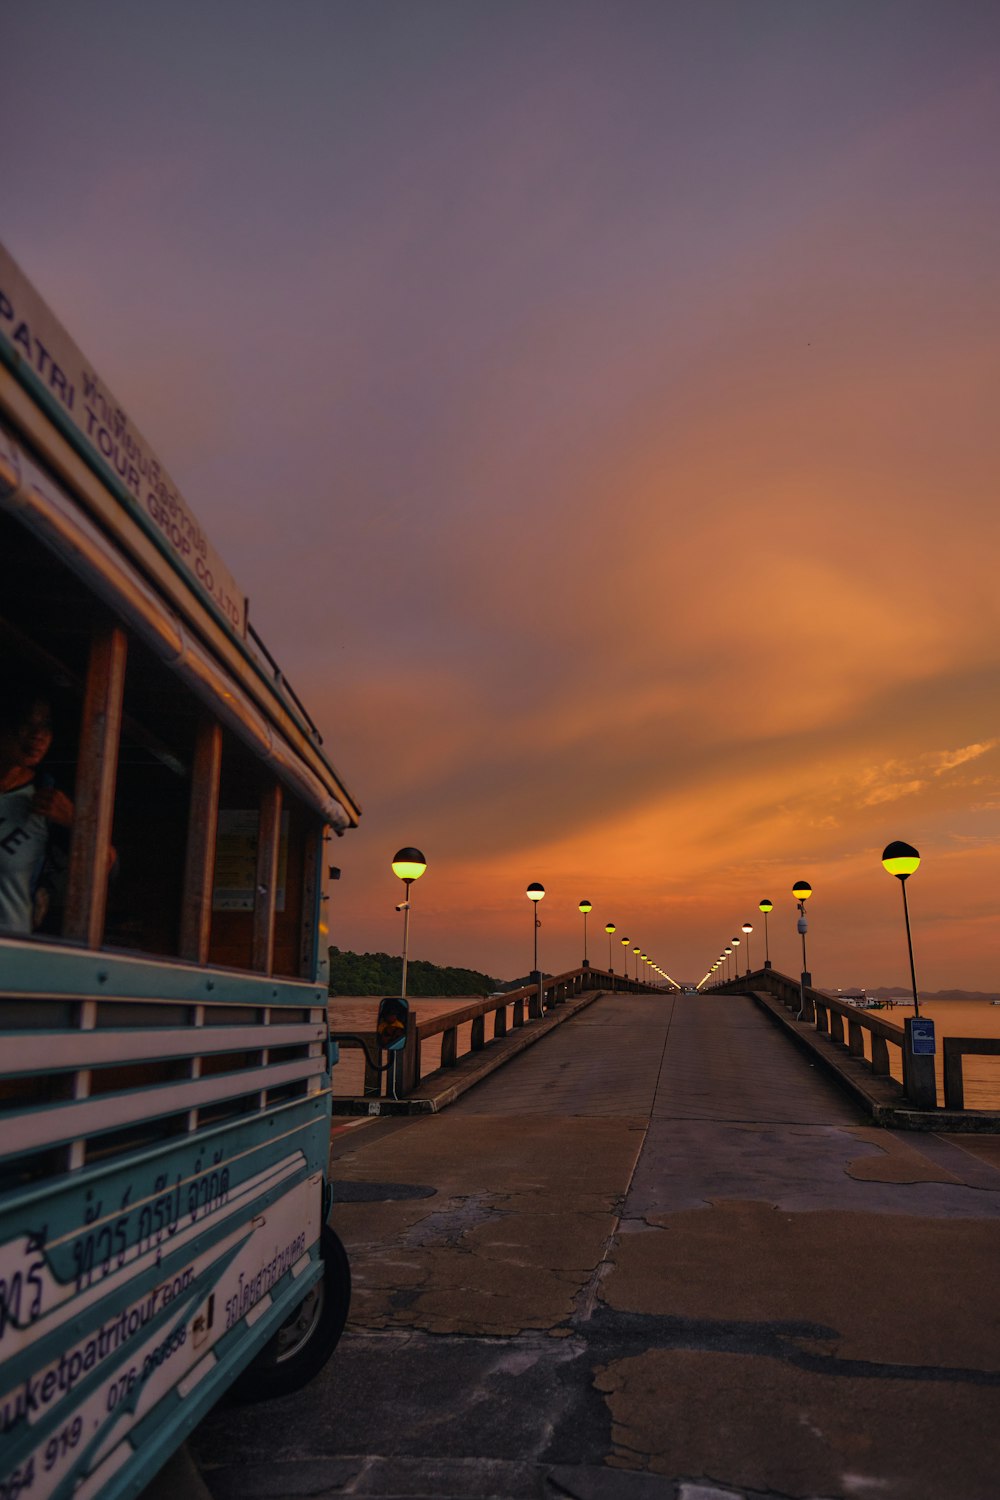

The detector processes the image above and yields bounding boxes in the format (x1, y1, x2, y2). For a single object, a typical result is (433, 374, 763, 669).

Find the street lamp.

(792, 880, 812, 1017)
(881, 842, 922, 1017)
(724, 945, 732, 983)
(605, 922, 616, 971)
(742, 922, 753, 975)
(731, 936, 740, 982)
(759, 899, 773, 968)
(633, 945, 641, 984)
(579, 900, 592, 967)
(527, 882, 545, 1015)
(391, 847, 427, 998)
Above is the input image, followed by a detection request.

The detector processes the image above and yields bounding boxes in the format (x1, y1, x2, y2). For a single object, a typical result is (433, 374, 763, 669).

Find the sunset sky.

(5, 2, 1000, 988)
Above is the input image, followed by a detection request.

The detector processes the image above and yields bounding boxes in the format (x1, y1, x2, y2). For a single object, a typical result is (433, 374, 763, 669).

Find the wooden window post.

(252, 783, 282, 973)
(179, 718, 223, 963)
(65, 626, 126, 947)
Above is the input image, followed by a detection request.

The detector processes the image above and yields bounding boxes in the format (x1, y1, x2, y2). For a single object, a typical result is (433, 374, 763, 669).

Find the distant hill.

(837, 986, 1000, 1002)
(328, 947, 502, 998)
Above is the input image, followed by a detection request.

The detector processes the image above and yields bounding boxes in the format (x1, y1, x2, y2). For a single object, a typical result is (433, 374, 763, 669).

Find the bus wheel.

(230, 1225, 351, 1403)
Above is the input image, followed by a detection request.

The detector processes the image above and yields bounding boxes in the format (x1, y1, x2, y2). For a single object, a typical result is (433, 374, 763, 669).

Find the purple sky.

(5, 2, 1000, 986)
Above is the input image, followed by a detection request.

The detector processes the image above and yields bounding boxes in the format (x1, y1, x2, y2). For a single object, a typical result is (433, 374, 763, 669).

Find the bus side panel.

(0, 1103, 330, 1499)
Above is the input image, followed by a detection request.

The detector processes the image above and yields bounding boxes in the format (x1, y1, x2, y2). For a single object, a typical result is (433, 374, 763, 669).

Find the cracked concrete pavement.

(192, 992, 1000, 1499)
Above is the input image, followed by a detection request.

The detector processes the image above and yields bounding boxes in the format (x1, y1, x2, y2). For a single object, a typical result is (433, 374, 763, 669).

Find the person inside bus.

(0, 673, 76, 936)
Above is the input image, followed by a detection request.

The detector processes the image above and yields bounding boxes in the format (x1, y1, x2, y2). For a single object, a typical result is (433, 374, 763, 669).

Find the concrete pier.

(192, 991, 1000, 1500)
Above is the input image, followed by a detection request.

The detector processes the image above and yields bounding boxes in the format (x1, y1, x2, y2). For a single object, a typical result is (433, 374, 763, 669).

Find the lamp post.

(527, 882, 545, 1016)
(881, 842, 922, 1017)
(605, 922, 616, 972)
(621, 936, 630, 981)
(759, 899, 773, 968)
(792, 880, 812, 1018)
(391, 847, 427, 999)
(724, 945, 732, 983)
(741, 922, 753, 975)
(633, 945, 641, 984)
(579, 900, 592, 967)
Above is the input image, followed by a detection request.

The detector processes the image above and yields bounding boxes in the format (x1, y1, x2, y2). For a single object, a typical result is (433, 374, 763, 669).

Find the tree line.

(328, 946, 502, 997)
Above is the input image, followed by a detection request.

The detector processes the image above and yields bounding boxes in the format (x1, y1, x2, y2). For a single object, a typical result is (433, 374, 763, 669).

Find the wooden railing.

(712, 968, 937, 1108)
(942, 1037, 1000, 1109)
(334, 964, 654, 1100)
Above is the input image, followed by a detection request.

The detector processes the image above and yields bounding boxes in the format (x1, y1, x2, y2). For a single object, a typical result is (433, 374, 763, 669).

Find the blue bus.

(0, 242, 360, 1498)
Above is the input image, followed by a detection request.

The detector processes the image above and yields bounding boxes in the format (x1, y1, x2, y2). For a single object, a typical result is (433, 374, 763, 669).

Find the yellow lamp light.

(759, 898, 773, 914)
(882, 841, 920, 880)
(392, 847, 427, 884)
(792, 881, 812, 903)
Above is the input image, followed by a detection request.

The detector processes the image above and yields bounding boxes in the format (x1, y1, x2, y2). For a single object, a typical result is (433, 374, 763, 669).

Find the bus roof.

(0, 241, 360, 828)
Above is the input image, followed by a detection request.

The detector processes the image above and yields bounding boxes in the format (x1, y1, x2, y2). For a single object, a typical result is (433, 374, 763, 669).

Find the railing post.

(397, 1010, 420, 1095)
(441, 1026, 458, 1067)
(871, 1034, 891, 1075)
(513, 997, 525, 1028)
(494, 1002, 508, 1039)
(471, 1015, 486, 1051)
(943, 1040, 965, 1109)
(848, 1019, 865, 1057)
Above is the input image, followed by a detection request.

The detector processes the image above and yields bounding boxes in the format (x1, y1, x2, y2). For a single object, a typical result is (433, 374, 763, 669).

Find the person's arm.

(33, 784, 117, 870)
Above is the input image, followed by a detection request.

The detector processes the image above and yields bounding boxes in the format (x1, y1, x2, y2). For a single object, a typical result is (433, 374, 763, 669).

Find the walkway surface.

(191, 992, 1000, 1500)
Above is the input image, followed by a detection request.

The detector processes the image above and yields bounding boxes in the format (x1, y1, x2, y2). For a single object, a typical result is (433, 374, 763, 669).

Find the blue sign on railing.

(910, 1018, 936, 1055)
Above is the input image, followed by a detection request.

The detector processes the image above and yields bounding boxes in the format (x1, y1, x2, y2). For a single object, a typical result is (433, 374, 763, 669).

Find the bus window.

(273, 791, 316, 979)
(208, 732, 270, 971)
(102, 635, 198, 956)
(0, 513, 91, 940)
(207, 740, 319, 977)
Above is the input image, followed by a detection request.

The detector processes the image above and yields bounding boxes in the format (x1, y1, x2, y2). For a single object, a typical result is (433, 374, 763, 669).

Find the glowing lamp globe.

(392, 848, 427, 884)
(792, 881, 812, 903)
(759, 898, 773, 914)
(527, 882, 545, 902)
(882, 841, 920, 880)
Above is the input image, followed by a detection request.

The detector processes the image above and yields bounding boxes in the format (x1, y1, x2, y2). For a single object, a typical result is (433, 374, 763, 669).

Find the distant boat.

(838, 990, 889, 1010)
